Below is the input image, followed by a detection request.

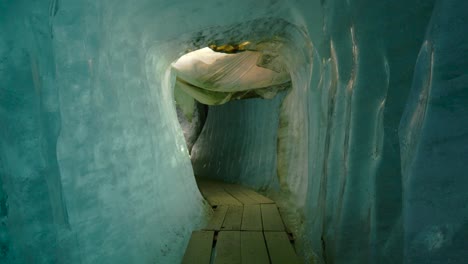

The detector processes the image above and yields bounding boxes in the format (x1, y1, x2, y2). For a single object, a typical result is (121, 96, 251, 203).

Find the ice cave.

(1, 0, 467, 263)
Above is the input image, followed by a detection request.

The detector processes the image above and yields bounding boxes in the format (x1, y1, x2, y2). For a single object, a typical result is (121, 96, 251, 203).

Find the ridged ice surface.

(1, 0, 467, 263)
(399, 2, 468, 262)
(191, 92, 286, 190)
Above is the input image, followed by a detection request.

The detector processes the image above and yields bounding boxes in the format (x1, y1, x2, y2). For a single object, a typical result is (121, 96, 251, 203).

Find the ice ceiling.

(1, 0, 467, 263)
(172, 46, 290, 105)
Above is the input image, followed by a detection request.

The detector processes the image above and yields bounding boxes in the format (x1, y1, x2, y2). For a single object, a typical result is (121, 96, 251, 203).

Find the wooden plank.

(204, 205, 229, 231)
(182, 230, 214, 264)
(198, 183, 243, 206)
(240, 231, 269, 264)
(199, 191, 224, 206)
(264, 232, 301, 264)
(223, 185, 259, 205)
(221, 206, 243, 231)
(214, 231, 241, 264)
(234, 185, 274, 204)
(261, 204, 284, 231)
(241, 205, 262, 231)
(197, 184, 222, 205)
(212, 193, 243, 206)
(216, 193, 243, 206)
(198, 181, 227, 193)
(198, 180, 272, 205)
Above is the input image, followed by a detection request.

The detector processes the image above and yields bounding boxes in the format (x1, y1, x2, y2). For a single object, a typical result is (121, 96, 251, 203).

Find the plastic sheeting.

(171, 47, 290, 105)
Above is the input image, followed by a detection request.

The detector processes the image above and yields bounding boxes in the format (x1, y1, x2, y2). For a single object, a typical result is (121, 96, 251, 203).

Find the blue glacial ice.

(0, 0, 467, 263)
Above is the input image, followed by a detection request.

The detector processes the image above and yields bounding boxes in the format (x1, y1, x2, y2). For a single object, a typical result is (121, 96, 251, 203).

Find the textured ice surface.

(400, 2, 468, 262)
(176, 101, 207, 153)
(1, 0, 467, 263)
(191, 92, 286, 190)
(0, 1, 210, 263)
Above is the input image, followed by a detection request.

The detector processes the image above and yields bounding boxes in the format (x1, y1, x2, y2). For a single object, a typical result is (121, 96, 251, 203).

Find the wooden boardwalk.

(182, 180, 302, 264)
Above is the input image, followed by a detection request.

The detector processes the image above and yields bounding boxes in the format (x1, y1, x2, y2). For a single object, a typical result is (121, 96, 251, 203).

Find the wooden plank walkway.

(182, 180, 302, 263)
(181, 230, 214, 264)
(241, 205, 262, 231)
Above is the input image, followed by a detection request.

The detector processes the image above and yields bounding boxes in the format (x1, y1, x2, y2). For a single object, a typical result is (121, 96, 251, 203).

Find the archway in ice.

(160, 19, 315, 261)
(147, 24, 315, 258)
(171, 43, 292, 157)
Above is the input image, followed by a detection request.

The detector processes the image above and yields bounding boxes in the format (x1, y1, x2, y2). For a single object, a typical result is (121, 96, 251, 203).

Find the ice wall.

(191, 92, 286, 190)
(400, 1, 468, 262)
(302, 1, 468, 263)
(302, 1, 437, 263)
(0, 1, 209, 263)
(1, 0, 467, 263)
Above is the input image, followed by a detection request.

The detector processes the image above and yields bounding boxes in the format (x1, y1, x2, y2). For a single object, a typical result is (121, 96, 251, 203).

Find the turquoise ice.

(0, 0, 467, 263)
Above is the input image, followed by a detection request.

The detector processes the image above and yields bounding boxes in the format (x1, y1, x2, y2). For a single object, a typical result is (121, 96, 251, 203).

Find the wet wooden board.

(261, 204, 285, 231)
(223, 185, 259, 205)
(221, 206, 243, 231)
(198, 184, 243, 206)
(197, 188, 228, 205)
(214, 231, 241, 264)
(187, 180, 301, 263)
(233, 185, 274, 204)
(264, 232, 301, 264)
(240, 232, 269, 264)
(204, 205, 228, 231)
(182, 230, 214, 264)
(241, 205, 262, 231)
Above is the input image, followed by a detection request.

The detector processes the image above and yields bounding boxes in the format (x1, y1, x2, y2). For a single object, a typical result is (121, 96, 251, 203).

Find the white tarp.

(171, 47, 290, 105)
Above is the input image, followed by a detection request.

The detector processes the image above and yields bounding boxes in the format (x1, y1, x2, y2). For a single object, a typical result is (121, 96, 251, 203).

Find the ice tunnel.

(1, 0, 467, 263)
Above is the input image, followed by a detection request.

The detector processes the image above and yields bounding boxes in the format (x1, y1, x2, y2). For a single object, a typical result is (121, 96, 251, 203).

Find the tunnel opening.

(149, 17, 315, 261)
(171, 43, 291, 157)
(171, 43, 291, 189)
(154, 17, 314, 195)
